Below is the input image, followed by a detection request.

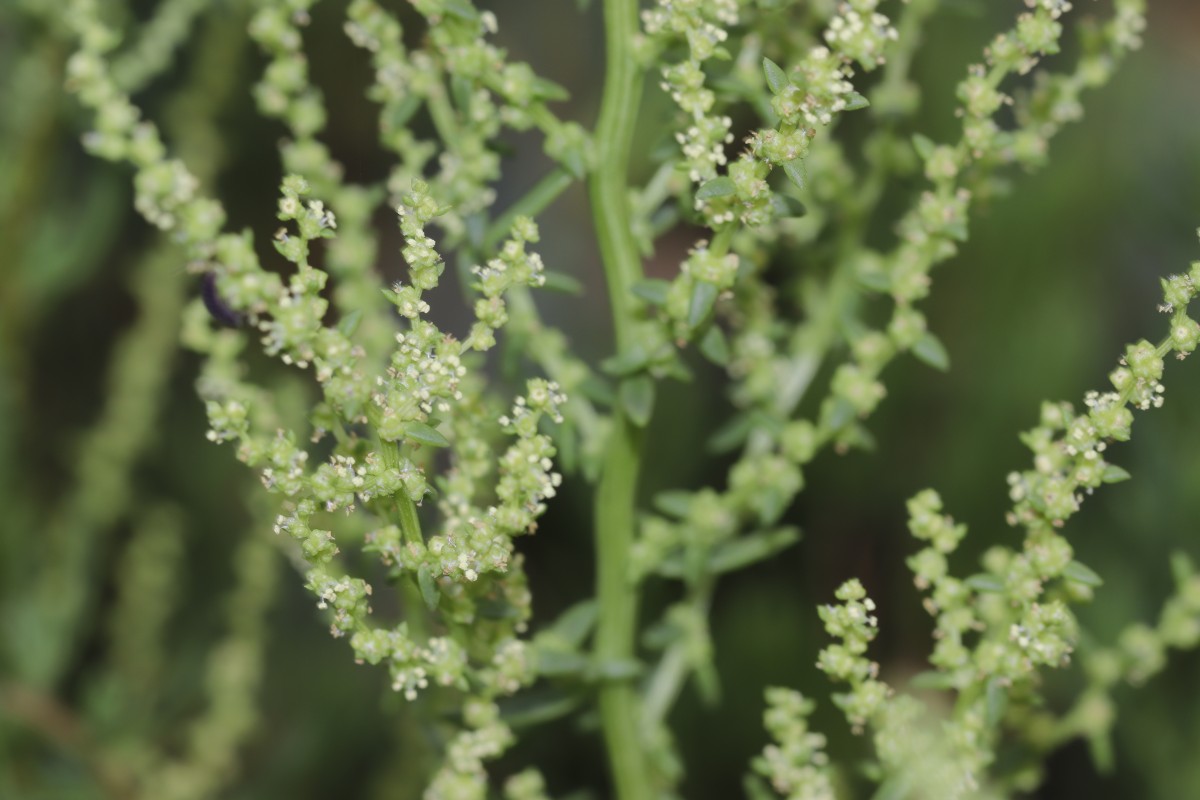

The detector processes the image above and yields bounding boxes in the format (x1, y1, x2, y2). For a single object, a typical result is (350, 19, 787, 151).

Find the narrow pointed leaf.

(541, 271, 584, 294)
(417, 564, 440, 610)
(698, 325, 730, 365)
(782, 159, 806, 191)
(653, 490, 694, 519)
(688, 281, 719, 329)
(966, 573, 1006, 593)
(912, 331, 950, 371)
(338, 309, 363, 337)
(706, 527, 801, 574)
(632, 279, 671, 306)
(912, 133, 936, 161)
(600, 344, 651, 376)
(1101, 464, 1131, 484)
(1063, 559, 1104, 587)
(403, 421, 450, 448)
(844, 91, 870, 111)
(762, 57, 789, 95)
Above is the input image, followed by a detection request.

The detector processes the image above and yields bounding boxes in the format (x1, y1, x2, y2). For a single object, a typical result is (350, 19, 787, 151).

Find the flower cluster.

(642, 0, 740, 185)
(751, 688, 835, 800)
(54, 0, 1183, 797)
(774, 231, 1200, 796)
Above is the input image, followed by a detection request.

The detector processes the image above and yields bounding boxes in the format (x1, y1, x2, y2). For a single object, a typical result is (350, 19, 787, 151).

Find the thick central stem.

(588, 0, 653, 796)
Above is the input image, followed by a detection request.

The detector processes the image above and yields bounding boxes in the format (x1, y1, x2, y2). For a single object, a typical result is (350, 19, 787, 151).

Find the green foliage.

(3, 0, 1200, 798)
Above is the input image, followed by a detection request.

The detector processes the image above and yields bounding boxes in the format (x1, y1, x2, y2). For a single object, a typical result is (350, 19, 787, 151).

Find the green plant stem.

(589, 0, 653, 796)
(590, 0, 645, 354)
(593, 417, 651, 798)
(483, 167, 574, 254)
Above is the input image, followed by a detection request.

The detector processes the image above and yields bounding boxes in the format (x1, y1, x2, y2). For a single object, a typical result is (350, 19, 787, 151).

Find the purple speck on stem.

(202, 272, 245, 328)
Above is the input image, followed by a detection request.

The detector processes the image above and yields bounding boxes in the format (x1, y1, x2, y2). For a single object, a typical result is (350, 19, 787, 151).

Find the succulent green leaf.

(696, 176, 737, 201)
(403, 421, 451, 448)
(762, 57, 789, 95)
(417, 564, 440, 610)
(781, 159, 806, 192)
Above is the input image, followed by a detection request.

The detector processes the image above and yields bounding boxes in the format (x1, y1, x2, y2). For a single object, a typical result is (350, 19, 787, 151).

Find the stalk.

(589, 0, 654, 796)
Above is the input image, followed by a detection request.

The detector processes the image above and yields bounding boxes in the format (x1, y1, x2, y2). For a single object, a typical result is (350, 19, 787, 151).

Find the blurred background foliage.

(1, 0, 1199, 798)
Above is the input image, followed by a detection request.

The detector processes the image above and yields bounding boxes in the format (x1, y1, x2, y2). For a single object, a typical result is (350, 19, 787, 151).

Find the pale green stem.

(589, 0, 654, 796)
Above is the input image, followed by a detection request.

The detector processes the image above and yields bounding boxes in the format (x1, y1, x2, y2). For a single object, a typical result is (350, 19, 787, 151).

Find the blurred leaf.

(653, 490, 694, 518)
(338, 309, 363, 337)
(695, 661, 721, 706)
(531, 76, 570, 102)
(966, 573, 1005, 593)
(587, 657, 642, 682)
(535, 646, 591, 677)
(632, 279, 671, 306)
(985, 677, 1007, 727)
(498, 687, 582, 729)
(769, 192, 807, 219)
(443, 0, 479, 21)
(620, 375, 655, 427)
(601, 344, 652, 376)
(1087, 730, 1115, 774)
(1101, 464, 1131, 483)
(688, 281, 719, 329)
(707, 527, 800, 573)
(698, 325, 730, 365)
(1063, 560, 1103, 588)
(578, 374, 616, 406)
(909, 670, 958, 690)
(541, 270, 584, 294)
(657, 528, 800, 578)
(547, 600, 598, 648)
(844, 91, 870, 111)
(912, 331, 950, 371)
(696, 177, 736, 202)
(912, 133, 936, 161)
